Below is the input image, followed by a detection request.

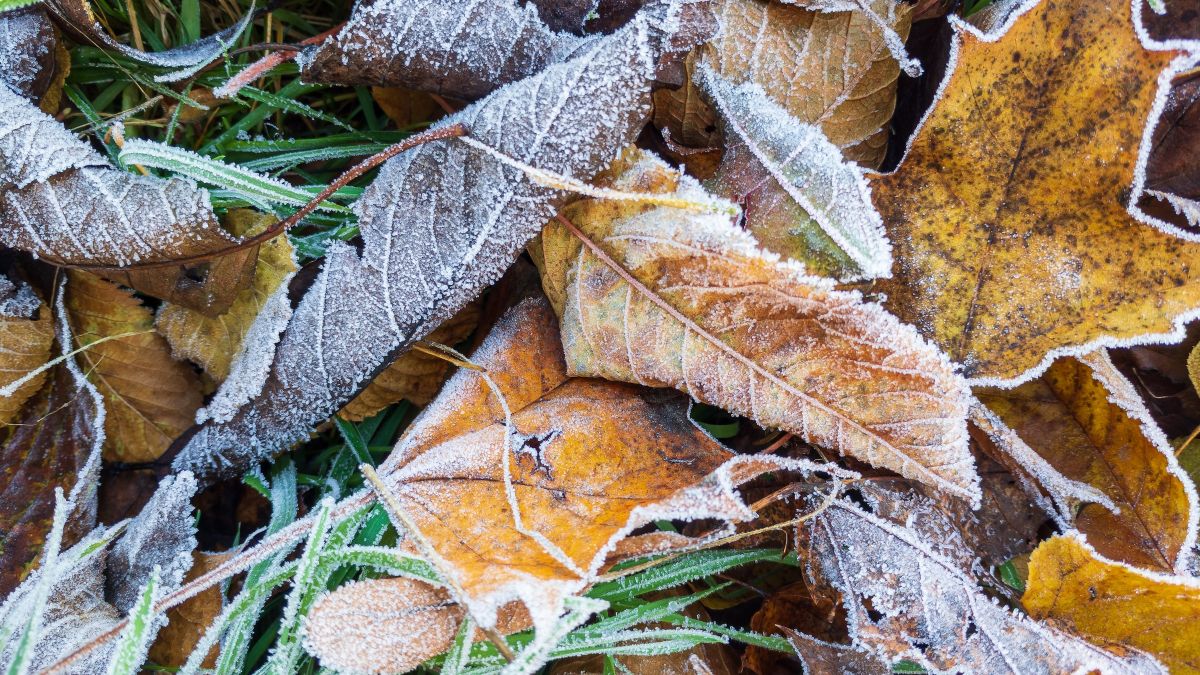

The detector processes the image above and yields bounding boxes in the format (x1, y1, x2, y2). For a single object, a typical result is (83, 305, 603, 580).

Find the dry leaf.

(303, 576, 531, 674)
(65, 270, 203, 463)
(338, 301, 480, 419)
(701, 0, 911, 168)
(653, 52, 721, 149)
(537, 149, 978, 502)
(783, 629, 887, 675)
(1146, 77, 1200, 203)
(745, 579, 848, 674)
(875, 0, 1200, 384)
(550, 636, 738, 674)
(0, 274, 53, 425)
(147, 551, 228, 669)
(1023, 533, 1200, 674)
(371, 86, 444, 129)
(803, 499, 1164, 673)
(156, 211, 298, 382)
(170, 5, 710, 483)
(698, 66, 891, 280)
(0, 6, 64, 107)
(977, 352, 1199, 574)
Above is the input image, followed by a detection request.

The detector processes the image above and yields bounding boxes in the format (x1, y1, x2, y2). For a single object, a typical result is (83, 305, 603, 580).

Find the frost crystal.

(698, 65, 892, 280)
(105, 472, 198, 612)
(0, 8, 55, 99)
(173, 0, 712, 483)
(0, 84, 232, 267)
(807, 499, 1167, 674)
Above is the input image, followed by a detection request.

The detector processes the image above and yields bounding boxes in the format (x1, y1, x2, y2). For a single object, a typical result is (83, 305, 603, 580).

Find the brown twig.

(68, 122, 468, 273)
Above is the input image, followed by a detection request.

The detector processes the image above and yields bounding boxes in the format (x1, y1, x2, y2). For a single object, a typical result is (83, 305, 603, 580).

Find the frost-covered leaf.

(0, 84, 236, 268)
(105, 567, 159, 675)
(0, 273, 53, 425)
(65, 271, 203, 463)
(1023, 533, 1200, 674)
(875, 0, 1200, 384)
(338, 300, 480, 419)
(977, 351, 1200, 574)
(699, 0, 912, 168)
(156, 211, 298, 382)
(536, 149, 978, 502)
(302, 576, 532, 674)
(145, 551, 227, 669)
(43, 0, 254, 82)
(0, 309, 104, 597)
(0, 6, 62, 107)
(298, 0, 594, 99)
(783, 629, 887, 675)
(170, 4, 708, 483)
(803, 498, 1166, 673)
(105, 472, 198, 613)
(697, 66, 891, 281)
(1146, 76, 1200, 203)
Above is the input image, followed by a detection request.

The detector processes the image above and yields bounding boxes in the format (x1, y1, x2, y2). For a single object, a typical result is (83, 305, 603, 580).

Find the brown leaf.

(701, 0, 911, 168)
(66, 270, 203, 462)
(371, 86, 445, 129)
(745, 580, 848, 674)
(536, 149, 978, 502)
(156, 211, 298, 381)
(977, 352, 1199, 574)
(338, 300, 480, 419)
(874, 0, 1200, 383)
(170, 7, 706, 484)
(147, 551, 229, 669)
(1146, 77, 1200, 202)
(1023, 534, 1198, 674)
(0, 274, 53, 425)
(303, 576, 531, 674)
(802, 498, 1163, 673)
(782, 629, 887, 675)
(0, 6, 65, 108)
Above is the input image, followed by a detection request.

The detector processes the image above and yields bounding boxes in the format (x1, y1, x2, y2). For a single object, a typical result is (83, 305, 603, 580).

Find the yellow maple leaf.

(875, 0, 1200, 384)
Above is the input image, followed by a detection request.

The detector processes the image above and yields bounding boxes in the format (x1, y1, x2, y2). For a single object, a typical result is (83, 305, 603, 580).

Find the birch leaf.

(537, 149, 978, 503)
(65, 271, 203, 463)
(874, 0, 1200, 383)
(170, 5, 708, 483)
(804, 499, 1166, 673)
(155, 211, 298, 382)
(338, 300, 480, 419)
(1023, 533, 1200, 674)
(698, 66, 891, 280)
(0, 274, 53, 425)
(700, 0, 911, 168)
(977, 352, 1200, 574)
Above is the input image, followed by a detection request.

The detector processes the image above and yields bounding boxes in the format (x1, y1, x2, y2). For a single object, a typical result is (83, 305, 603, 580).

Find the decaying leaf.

(371, 86, 444, 129)
(698, 66, 890, 280)
(65, 271, 203, 463)
(0, 6, 64, 108)
(170, 3, 711, 483)
(783, 629, 887, 675)
(156, 211, 298, 382)
(701, 0, 912, 168)
(146, 551, 227, 669)
(1146, 72, 1200, 202)
(299, 0, 595, 98)
(338, 301, 480, 419)
(977, 352, 1199, 574)
(1023, 533, 1200, 674)
(303, 576, 531, 674)
(804, 499, 1165, 673)
(537, 149, 978, 502)
(0, 274, 53, 425)
(875, 0, 1200, 384)
(104, 472, 198, 611)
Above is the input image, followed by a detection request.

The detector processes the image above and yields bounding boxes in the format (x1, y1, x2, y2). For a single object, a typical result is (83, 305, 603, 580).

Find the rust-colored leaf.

(66, 270, 203, 462)
(874, 0, 1200, 383)
(536, 149, 978, 502)
(977, 352, 1199, 574)
(147, 551, 229, 669)
(1023, 534, 1199, 673)
(0, 275, 53, 425)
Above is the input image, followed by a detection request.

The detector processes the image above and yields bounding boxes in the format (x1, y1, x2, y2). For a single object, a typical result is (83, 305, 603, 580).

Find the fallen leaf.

(371, 86, 444, 129)
(65, 270, 203, 463)
(783, 629, 887, 675)
(170, 5, 710, 484)
(104, 472, 198, 611)
(874, 0, 1200, 384)
(745, 580, 848, 674)
(303, 576, 531, 674)
(652, 51, 721, 151)
(0, 6, 65, 108)
(1023, 533, 1200, 674)
(1146, 77, 1200, 203)
(701, 0, 912, 168)
(803, 498, 1164, 673)
(977, 351, 1199, 574)
(156, 211, 298, 382)
(537, 149, 978, 502)
(698, 66, 891, 280)
(146, 551, 228, 669)
(0, 274, 53, 425)
(338, 301, 480, 419)
(299, 0, 593, 98)
(550, 631, 738, 674)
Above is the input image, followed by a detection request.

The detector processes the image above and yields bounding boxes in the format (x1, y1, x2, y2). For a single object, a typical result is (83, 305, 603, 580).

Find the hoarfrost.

(0, 7, 56, 99)
(777, 0, 921, 76)
(697, 65, 892, 281)
(172, 0, 712, 483)
(806, 499, 1167, 674)
(1149, 189, 1200, 227)
(105, 472, 198, 612)
(0, 84, 232, 267)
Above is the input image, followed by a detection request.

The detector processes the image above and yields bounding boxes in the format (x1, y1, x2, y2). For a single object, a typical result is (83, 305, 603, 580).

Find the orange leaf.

(874, 0, 1200, 384)
(0, 275, 53, 425)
